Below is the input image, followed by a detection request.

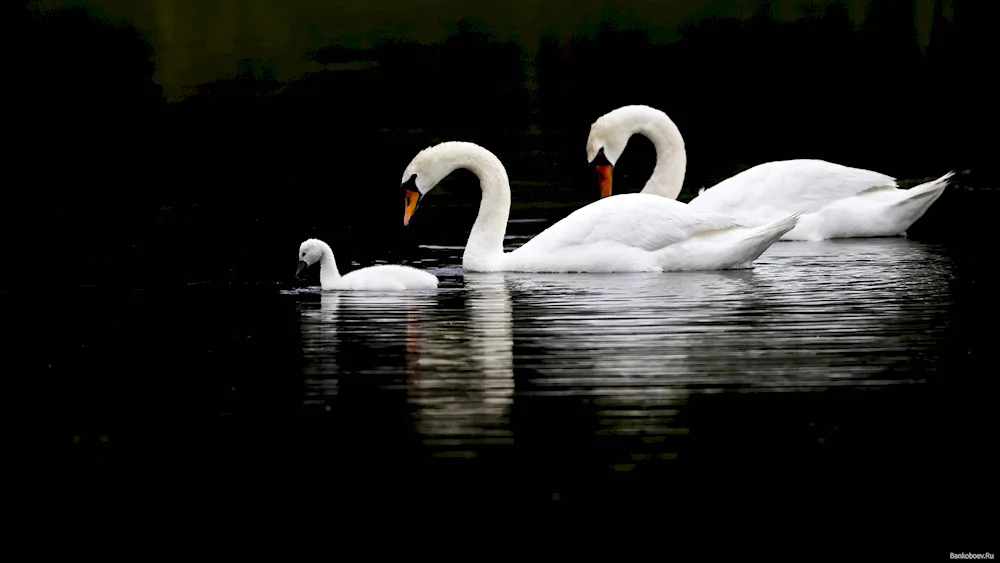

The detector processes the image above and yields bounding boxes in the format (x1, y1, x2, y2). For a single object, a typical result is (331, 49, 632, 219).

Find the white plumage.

(586, 105, 954, 241)
(296, 238, 438, 290)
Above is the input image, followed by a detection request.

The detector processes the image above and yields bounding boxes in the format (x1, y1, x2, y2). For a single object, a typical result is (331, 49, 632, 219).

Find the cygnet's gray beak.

(296, 260, 308, 278)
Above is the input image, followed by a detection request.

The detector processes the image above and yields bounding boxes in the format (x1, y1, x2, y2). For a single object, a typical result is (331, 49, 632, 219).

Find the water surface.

(50, 233, 984, 501)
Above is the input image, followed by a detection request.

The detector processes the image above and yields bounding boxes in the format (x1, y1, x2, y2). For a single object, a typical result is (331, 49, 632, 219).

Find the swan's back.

(340, 264, 438, 290)
(688, 159, 898, 216)
(515, 193, 743, 254)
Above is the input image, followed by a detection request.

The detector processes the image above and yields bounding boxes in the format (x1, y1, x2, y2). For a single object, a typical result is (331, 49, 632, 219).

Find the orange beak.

(404, 188, 420, 226)
(596, 164, 613, 198)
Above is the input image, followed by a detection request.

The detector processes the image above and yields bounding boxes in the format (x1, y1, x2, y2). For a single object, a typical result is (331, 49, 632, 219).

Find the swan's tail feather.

(892, 170, 955, 208)
(663, 212, 801, 271)
(705, 212, 802, 269)
(747, 212, 802, 242)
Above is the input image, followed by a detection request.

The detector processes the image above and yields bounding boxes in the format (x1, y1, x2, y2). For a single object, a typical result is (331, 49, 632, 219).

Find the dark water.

(41, 220, 992, 506)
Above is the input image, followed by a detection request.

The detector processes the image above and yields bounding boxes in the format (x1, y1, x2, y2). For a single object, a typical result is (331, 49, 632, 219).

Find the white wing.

(514, 193, 744, 254)
(688, 159, 898, 217)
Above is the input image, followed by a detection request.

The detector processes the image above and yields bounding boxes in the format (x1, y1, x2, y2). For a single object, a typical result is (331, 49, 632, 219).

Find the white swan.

(295, 238, 438, 290)
(586, 104, 956, 241)
(400, 141, 800, 273)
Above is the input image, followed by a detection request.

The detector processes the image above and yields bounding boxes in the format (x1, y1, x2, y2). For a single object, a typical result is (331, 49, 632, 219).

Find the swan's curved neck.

(316, 241, 341, 287)
(436, 145, 511, 270)
(624, 110, 687, 199)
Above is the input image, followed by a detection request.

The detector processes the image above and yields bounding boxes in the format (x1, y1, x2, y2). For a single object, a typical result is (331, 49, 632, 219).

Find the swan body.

(296, 238, 438, 290)
(586, 104, 955, 241)
(401, 141, 799, 273)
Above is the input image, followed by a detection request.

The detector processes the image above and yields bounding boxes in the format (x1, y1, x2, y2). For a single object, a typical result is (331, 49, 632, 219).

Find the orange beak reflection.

(596, 164, 613, 198)
(404, 188, 420, 226)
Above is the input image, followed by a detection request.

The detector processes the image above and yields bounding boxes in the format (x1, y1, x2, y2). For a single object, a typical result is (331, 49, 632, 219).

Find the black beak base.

(591, 147, 612, 167)
(295, 260, 308, 278)
(401, 174, 418, 193)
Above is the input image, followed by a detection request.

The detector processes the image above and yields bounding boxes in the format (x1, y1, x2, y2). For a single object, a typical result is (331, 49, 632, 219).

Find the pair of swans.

(400, 142, 799, 275)
(296, 105, 954, 290)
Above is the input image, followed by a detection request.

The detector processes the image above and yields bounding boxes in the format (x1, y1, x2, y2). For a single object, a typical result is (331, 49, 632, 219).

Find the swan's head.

(400, 141, 503, 226)
(586, 115, 631, 199)
(587, 105, 674, 198)
(400, 144, 451, 227)
(296, 238, 324, 277)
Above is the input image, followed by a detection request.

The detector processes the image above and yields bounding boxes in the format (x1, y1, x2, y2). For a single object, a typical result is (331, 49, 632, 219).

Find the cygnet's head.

(296, 238, 324, 278)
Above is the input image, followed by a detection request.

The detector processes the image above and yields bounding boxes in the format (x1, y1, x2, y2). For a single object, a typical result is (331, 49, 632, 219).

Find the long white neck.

(616, 107, 687, 200)
(315, 240, 342, 289)
(432, 143, 511, 271)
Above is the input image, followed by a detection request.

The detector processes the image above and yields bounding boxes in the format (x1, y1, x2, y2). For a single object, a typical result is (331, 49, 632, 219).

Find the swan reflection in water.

(408, 274, 514, 456)
(503, 238, 952, 392)
(297, 279, 514, 456)
(495, 238, 952, 448)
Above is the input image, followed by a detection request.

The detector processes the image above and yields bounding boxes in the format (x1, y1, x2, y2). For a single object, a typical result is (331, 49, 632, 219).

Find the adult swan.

(586, 105, 955, 241)
(400, 141, 800, 273)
